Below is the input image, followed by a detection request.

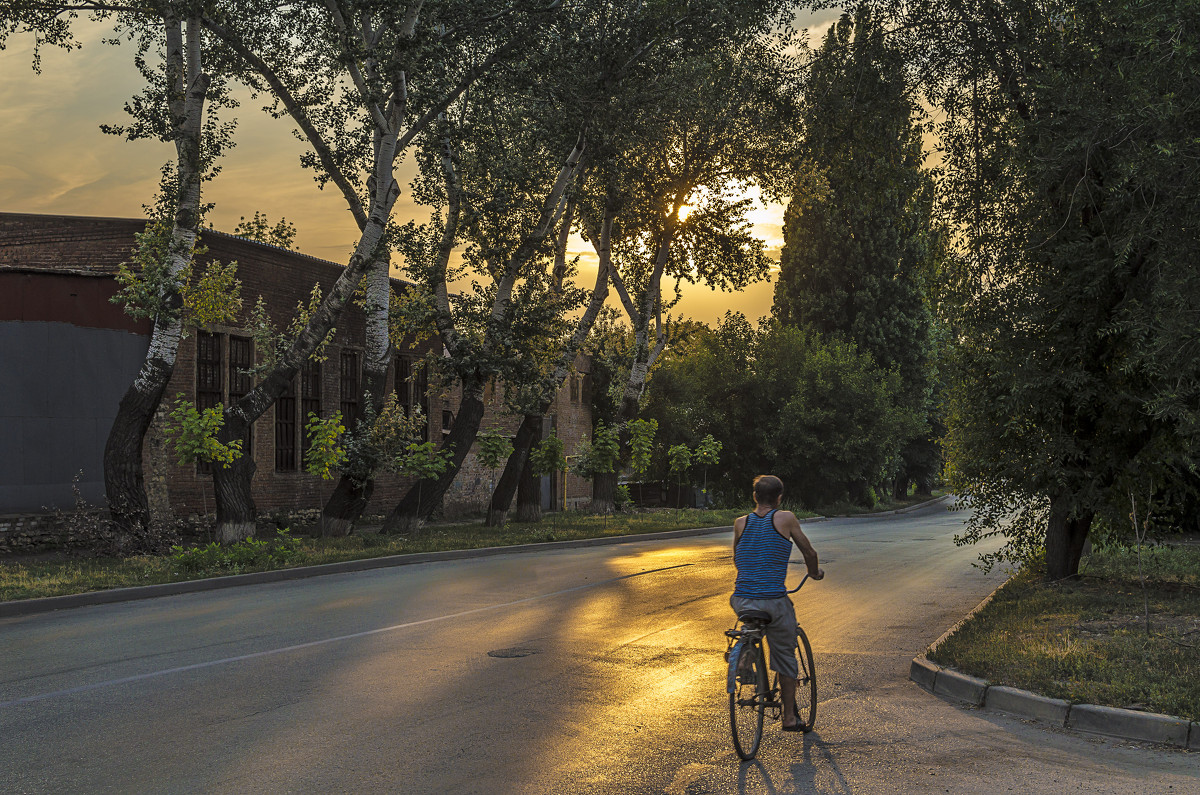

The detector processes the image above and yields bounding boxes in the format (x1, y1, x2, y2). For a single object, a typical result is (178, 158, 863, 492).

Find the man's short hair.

(753, 475, 784, 504)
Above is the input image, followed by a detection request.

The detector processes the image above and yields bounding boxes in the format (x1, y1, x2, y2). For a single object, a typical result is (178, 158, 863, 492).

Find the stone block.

(909, 656, 939, 692)
(1067, 704, 1191, 747)
(985, 686, 1069, 725)
(932, 668, 988, 706)
(1190, 722, 1200, 751)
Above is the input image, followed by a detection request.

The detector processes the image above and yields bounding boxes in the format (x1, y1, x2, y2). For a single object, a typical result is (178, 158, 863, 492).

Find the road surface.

(2, 503, 1195, 793)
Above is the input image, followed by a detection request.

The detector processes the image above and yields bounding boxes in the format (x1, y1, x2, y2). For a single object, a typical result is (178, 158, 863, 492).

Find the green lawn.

(0, 508, 750, 602)
(929, 543, 1200, 721)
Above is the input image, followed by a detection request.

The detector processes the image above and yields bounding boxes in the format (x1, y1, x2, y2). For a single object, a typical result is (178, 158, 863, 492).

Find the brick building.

(0, 212, 592, 522)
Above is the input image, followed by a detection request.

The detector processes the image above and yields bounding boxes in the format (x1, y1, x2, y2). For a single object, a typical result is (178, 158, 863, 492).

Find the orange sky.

(0, 12, 840, 326)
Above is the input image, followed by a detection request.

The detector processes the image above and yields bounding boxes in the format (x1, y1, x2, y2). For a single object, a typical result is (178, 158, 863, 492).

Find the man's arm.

(776, 510, 823, 580)
(733, 515, 747, 551)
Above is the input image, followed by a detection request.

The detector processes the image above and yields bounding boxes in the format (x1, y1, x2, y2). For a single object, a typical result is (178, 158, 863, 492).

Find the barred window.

(275, 377, 297, 471)
(394, 357, 412, 415)
(228, 336, 253, 404)
(300, 361, 321, 469)
(340, 350, 361, 430)
(196, 331, 223, 411)
(415, 361, 431, 441)
(228, 336, 254, 454)
(196, 332, 223, 474)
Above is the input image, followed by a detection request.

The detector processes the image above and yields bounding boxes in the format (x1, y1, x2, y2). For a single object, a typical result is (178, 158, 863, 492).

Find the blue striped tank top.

(733, 509, 792, 599)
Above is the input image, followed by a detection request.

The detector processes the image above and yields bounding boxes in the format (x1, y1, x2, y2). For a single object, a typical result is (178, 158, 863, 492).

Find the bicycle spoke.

(729, 641, 767, 760)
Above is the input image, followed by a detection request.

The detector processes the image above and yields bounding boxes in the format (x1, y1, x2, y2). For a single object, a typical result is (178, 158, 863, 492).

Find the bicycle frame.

(725, 568, 817, 757)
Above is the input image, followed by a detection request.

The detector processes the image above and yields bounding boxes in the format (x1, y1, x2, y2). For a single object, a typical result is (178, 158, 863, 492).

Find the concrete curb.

(0, 523, 735, 619)
(910, 581, 1197, 749)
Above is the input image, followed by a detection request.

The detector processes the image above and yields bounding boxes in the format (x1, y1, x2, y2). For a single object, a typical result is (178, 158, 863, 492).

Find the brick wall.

(1, 213, 594, 529)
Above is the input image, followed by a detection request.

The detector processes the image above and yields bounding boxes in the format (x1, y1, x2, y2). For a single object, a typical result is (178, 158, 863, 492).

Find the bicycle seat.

(737, 609, 772, 625)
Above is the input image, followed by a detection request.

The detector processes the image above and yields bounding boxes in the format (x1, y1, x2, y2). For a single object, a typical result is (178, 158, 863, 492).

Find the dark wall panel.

(0, 321, 149, 512)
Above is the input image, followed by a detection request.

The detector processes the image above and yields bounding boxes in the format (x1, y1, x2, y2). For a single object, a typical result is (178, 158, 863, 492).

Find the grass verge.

(0, 508, 751, 602)
(929, 543, 1200, 721)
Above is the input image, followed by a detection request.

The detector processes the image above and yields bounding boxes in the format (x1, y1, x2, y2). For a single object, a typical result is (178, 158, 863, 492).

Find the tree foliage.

(302, 411, 347, 480)
(529, 429, 566, 479)
(643, 313, 919, 506)
(773, 9, 938, 494)
(872, 0, 1200, 576)
(628, 418, 658, 476)
(164, 394, 242, 468)
(232, 211, 297, 250)
(477, 428, 515, 472)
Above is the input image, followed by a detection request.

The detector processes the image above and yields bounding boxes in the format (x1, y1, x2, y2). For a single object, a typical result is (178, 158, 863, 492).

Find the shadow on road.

(792, 731, 853, 794)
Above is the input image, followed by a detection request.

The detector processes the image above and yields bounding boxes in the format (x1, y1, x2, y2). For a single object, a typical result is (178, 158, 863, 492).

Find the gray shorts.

(729, 594, 798, 679)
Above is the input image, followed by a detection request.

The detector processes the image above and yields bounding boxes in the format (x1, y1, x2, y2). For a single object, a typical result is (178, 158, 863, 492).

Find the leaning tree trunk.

(486, 413, 542, 526)
(381, 386, 487, 533)
(105, 357, 176, 537)
(210, 123, 402, 543)
(211, 414, 256, 543)
(103, 17, 209, 541)
(1045, 494, 1093, 580)
(321, 255, 393, 536)
(515, 425, 543, 523)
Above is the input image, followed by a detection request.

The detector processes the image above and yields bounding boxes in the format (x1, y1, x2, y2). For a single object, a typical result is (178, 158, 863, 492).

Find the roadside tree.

(881, 0, 1200, 577)
(773, 9, 938, 501)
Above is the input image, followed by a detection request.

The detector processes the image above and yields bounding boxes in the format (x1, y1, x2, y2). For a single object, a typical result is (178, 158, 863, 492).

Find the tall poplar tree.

(772, 10, 937, 501)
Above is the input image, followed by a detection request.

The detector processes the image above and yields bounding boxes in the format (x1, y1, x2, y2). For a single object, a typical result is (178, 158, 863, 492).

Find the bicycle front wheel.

(795, 626, 817, 731)
(729, 643, 767, 760)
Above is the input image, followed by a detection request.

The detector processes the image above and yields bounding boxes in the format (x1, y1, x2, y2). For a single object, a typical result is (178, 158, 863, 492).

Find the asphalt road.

(1, 503, 1195, 794)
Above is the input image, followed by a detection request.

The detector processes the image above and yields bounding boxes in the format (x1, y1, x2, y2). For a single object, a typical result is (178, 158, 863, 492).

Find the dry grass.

(930, 543, 1200, 721)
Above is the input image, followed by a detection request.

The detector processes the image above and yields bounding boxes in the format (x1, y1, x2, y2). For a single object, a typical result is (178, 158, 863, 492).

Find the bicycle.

(724, 572, 817, 760)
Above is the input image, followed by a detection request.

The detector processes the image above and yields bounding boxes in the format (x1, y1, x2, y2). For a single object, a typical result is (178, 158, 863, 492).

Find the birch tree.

(189, 1, 560, 542)
(2, 3, 238, 548)
(577, 35, 799, 509)
(380, 0, 790, 529)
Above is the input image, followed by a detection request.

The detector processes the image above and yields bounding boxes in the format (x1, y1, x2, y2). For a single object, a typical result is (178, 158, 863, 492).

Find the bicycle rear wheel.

(729, 642, 767, 760)
(795, 626, 817, 731)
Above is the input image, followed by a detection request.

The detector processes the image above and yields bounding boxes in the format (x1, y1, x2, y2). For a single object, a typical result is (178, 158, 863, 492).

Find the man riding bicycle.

(731, 474, 824, 731)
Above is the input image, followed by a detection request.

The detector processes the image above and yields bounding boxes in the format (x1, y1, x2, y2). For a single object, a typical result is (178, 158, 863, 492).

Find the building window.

(394, 357, 412, 415)
(229, 335, 254, 449)
(416, 362, 431, 441)
(395, 357, 431, 441)
(275, 377, 297, 471)
(569, 374, 580, 404)
(196, 331, 223, 411)
(300, 361, 321, 469)
(196, 331, 223, 474)
(340, 350, 361, 431)
(228, 336, 253, 404)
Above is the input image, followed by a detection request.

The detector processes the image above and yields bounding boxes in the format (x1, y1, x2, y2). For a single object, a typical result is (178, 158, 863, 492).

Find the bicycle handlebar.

(787, 572, 810, 594)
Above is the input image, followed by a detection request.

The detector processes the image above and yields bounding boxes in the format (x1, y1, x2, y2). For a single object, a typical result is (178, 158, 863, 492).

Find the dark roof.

(0, 212, 411, 287)
(0, 213, 146, 276)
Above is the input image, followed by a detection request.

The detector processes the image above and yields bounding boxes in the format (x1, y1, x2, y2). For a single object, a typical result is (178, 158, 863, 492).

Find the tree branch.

(200, 14, 369, 230)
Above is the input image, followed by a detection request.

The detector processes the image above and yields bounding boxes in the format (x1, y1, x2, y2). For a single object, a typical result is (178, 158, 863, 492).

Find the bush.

(642, 315, 920, 506)
(614, 484, 632, 511)
(170, 529, 301, 575)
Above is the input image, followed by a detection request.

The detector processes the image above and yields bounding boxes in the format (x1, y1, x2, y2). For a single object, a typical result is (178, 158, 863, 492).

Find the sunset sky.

(0, 11, 841, 327)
